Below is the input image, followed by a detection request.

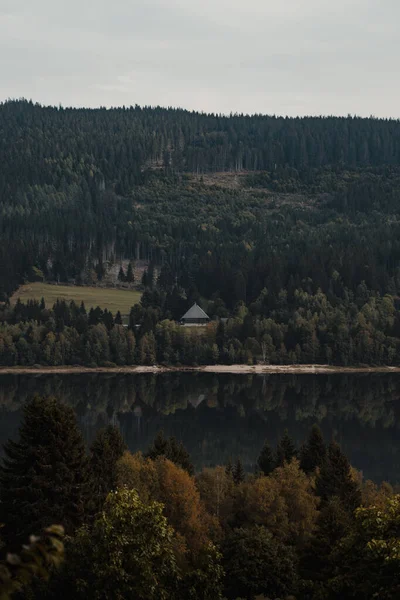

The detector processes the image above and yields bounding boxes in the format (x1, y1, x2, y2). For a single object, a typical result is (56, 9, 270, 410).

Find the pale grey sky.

(1, 0, 399, 117)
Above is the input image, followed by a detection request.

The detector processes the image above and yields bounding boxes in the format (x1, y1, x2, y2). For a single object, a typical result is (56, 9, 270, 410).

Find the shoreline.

(1, 364, 400, 376)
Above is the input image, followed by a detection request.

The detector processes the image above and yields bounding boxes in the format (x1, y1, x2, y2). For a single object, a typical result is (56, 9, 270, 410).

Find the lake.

(0, 372, 400, 483)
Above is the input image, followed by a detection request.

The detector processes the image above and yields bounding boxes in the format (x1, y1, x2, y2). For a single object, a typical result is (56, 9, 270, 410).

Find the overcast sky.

(1, 0, 399, 117)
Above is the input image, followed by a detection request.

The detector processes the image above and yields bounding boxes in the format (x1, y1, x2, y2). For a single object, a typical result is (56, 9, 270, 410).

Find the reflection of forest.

(1, 372, 400, 482)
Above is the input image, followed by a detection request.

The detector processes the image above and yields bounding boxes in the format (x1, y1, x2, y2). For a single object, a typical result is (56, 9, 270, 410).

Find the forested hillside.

(3, 100, 400, 365)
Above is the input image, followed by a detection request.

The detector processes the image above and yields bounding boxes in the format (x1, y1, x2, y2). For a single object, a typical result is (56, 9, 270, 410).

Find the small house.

(180, 303, 210, 326)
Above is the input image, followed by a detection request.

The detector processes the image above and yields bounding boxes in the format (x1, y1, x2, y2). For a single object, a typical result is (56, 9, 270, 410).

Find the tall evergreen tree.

(299, 424, 327, 474)
(275, 429, 297, 467)
(167, 436, 194, 476)
(89, 425, 127, 515)
(233, 458, 245, 485)
(316, 441, 361, 512)
(300, 496, 353, 594)
(141, 270, 148, 287)
(126, 261, 134, 283)
(102, 309, 114, 331)
(145, 431, 194, 475)
(118, 265, 126, 282)
(0, 396, 88, 547)
(257, 440, 274, 476)
(225, 459, 233, 478)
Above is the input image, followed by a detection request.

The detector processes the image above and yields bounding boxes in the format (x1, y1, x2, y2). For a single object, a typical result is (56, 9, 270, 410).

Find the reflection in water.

(0, 372, 400, 482)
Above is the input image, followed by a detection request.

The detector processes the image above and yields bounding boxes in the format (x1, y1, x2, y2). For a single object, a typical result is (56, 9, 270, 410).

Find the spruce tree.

(114, 310, 123, 325)
(257, 440, 274, 476)
(126, 261, 134, 283)
(145, 431, 168, 458)
(141, 270, 148, 287)
(316, 441, 361, 512)
(118, 265, 126, 282)
(102, 309, 114, 331)
(299, 424, 327, 474)
(0, 396, 88, 547)
(300, 496, 352, 589)
(233, 458, 245, 485)
(275, 429, 297, 467)
(89, 425, 127, 515)
(225, 459, 233, 478)
(145, 431, 194, 475)
(167, 436, 194, 476)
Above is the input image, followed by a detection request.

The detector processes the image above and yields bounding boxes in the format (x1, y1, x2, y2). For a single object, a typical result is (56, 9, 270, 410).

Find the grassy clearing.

(11, 283, 142, 316)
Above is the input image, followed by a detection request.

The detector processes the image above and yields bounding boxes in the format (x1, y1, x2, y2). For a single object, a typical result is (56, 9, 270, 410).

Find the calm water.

(1, 372, 400, 482)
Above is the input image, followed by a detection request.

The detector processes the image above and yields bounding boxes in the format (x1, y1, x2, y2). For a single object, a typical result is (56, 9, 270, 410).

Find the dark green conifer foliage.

(299, 424, 327, 474)
(102, 309, 114, 331)
(145, 431, 194, 475)
(0, 396, 88, 547)
(222, 526, 298, 600)
(225, 459, 233, 478)
(146, 430, 168, 457)
(300, 496, 352, 593)
(89, 425, 127, 515)
(118, 266, 125, 282)
(233, 458, 245, 485)
(257, 440, 274, 476)
(141, 270, 148, 287)
(275, 429, 297, 467)
(126, 262, 134, 283)
(316, 441, 361, 512)
(114, 311, 122, 325)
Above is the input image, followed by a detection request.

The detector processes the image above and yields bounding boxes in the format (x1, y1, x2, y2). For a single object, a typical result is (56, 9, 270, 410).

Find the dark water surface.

(1, 372, 400, 483)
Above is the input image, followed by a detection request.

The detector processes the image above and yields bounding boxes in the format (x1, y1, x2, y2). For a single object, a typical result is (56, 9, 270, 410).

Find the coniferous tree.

(126, 262, 134, 283)
(300, 496, 353, 593)
(257, 440, 274, 476)
(114, 310, 123, 325)
(275, 429, 297, 467)
(141, 270, 148, 287)
(146, 430, 168, 458)
(145, 431, 194, 475)
(316, 441, 361, 512)
(89, 425, 127, 515)
(299, 424, 327, 474)
(222, 526, 297, 600)
(167, 436, 194, 476)
(147, 262, 155, 288)
(102, 309, 114, 331)
(225, 459, 233, 478)
(233, 458, 245, 485)
(118, 265, 126, 282)
(0, 396, 89, 547)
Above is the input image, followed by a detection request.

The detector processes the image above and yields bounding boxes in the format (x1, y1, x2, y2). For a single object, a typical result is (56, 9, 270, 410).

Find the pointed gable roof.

(181, 302, 209, 321)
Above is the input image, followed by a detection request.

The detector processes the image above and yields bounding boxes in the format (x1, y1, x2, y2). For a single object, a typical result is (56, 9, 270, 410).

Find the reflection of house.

(189, 394, 205, 408)
(180, 303, 210, 326)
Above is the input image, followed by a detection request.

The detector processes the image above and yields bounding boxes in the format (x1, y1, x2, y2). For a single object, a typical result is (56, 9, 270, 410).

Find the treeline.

(3, 100, 400, 185)
(1, 396, 399, 599)
(3, 281, 400, 366)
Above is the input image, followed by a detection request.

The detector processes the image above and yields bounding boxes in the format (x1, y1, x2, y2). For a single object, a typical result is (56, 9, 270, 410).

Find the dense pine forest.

(3, 100, 400, 365)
